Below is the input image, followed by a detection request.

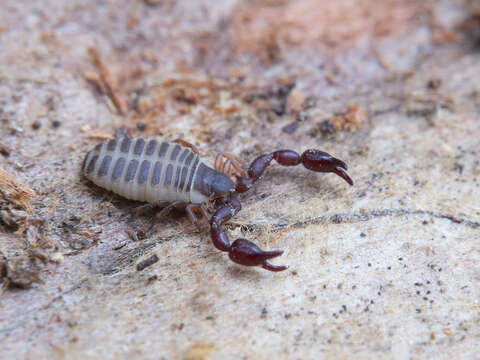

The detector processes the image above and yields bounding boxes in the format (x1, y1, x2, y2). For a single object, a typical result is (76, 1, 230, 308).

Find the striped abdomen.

(82, 138, 208, 203)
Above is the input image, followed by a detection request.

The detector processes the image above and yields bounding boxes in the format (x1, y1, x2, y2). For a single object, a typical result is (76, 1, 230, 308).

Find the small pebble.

(50, 252, 64, 263)
(282, 122, 298, 134)
(32, 120, 41, 130)
(427, 79, 442, 89)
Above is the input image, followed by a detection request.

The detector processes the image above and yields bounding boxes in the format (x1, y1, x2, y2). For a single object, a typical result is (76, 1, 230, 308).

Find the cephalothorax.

(82, 134, 353, 272)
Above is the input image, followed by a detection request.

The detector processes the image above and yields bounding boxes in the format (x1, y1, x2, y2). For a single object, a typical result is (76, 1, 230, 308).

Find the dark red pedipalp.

(209, 198, 287, 272)
(301, 149, 353, 186)
(209, 148, 353, 272)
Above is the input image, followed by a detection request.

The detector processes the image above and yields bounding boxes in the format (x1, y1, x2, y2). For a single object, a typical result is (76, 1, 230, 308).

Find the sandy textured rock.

(0, 0, 479, 359)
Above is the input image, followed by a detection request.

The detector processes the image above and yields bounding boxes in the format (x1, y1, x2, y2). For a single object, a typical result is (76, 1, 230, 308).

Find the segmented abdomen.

(82, 138, 201, 203)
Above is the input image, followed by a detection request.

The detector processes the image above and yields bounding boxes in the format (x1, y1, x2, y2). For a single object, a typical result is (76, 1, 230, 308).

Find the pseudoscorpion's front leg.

(235, 149, 353, 193)
(209, 198, 287, 272)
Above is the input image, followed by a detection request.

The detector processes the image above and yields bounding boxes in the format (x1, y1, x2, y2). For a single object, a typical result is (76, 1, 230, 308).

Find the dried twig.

(86, 48, 127, 115)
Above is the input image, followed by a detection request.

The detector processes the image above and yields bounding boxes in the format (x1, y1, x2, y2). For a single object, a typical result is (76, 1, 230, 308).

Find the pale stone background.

(0, 1, 479, 359)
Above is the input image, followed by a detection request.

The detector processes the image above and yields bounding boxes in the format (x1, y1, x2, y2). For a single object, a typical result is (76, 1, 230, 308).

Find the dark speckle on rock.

(32, 120, 42, 130)
(282, 121, 298, 134)
(330, 214, 342, 223)
(319, 120, 335, 134)
(52, 120, 61, 128)
(260, 307, 268, 319)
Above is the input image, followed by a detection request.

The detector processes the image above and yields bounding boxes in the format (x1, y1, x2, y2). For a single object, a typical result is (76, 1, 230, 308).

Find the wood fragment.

(286, 88, 306, 114)
(136, 254, 159, 271)
(321, 105, 366, 133)
(87, 48, 127, 115)
(4, 258, 44, 288)
(183, 343, 214, 360)
(87, 132, 114, 140)
(0, 168, 36, 214)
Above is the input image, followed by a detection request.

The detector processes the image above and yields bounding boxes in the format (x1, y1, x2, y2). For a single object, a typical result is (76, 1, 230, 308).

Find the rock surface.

(0, 0, 479, 359)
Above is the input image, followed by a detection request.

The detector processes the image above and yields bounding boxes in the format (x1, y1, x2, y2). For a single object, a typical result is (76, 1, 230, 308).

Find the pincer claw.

(301, 149, 353, 185)
(228, 239, 287, 272)
(333, 166, 353, 186)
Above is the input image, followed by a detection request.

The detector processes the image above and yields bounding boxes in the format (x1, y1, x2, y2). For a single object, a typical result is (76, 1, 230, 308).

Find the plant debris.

(85, 48, 127, 115)
(317, 105, 366, 135)
(405, 92, 456, 124)
(183, 343, 214, 360)
(1, 253, 44, 289)
(0, 168, 35, 215)
(136, 254, 159, 271)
